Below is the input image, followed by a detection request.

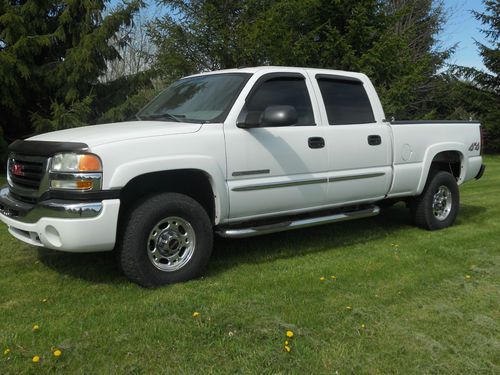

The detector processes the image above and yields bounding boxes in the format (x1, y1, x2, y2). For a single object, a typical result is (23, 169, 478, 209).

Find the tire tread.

(411, 171, 459, 231)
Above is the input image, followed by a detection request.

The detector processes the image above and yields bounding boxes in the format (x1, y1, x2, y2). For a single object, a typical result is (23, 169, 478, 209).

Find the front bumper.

(0, 186, 120, 252)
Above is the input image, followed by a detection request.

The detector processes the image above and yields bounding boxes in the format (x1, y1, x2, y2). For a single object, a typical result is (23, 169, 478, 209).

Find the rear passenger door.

(311, 73, 392, 205)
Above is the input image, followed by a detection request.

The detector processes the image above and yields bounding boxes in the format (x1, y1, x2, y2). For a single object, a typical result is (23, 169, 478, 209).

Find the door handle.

(368, 135, 382, 146)
(308, 137, 325, 149)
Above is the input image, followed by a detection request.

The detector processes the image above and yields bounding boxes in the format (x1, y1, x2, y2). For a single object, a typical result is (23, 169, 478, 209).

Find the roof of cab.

(186, 66, 367, 80)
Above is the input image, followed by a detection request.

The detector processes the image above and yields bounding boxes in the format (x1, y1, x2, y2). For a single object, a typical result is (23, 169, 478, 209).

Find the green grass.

(1, 157, 499, 374)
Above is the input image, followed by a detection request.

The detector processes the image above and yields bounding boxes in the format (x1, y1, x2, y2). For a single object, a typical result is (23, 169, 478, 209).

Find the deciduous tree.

(151, 0, 452, 120)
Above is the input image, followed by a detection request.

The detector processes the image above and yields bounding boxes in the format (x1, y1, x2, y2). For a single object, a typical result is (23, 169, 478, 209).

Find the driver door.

(224, 72, 328, 221)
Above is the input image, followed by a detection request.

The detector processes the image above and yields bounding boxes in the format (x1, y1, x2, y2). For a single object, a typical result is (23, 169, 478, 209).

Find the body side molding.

(232, 169, 270, 177)
(232, 177, 327, 192)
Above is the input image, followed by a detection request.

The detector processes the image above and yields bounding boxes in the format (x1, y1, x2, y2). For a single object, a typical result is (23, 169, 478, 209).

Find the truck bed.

(387, 121, 483, 198)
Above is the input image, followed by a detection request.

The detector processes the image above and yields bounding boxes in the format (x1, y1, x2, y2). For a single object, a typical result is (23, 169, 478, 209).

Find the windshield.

(137, 73, 251, 123)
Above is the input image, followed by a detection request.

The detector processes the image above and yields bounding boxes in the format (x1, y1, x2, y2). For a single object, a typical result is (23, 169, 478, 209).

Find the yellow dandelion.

(284, 340, 289, 345)
(331, 275, 337, 280)
(32, 324, 40, 332)
(320, 277, 326, 281)
(32, 355, 40, 363)
(192, 311, 200, 318)
(286, 330, 294, 338)
(346, 306, 352, 310)
(3, 348, 10, 356)
(284, 345, 291, 353)
(53, 349, 62, 357)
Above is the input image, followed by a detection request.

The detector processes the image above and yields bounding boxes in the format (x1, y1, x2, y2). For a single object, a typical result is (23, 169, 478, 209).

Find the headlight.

(51, 153, 102, 172)
(49, 153, 103, 191)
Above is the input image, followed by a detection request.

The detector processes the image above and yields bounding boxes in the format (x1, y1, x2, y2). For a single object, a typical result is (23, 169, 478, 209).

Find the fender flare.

(416, 142, 467, 195)
(108, 155, 228, 224)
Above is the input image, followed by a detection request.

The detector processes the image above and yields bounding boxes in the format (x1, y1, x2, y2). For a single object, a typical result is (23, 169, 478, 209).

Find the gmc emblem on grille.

(10, 163, 24, 177)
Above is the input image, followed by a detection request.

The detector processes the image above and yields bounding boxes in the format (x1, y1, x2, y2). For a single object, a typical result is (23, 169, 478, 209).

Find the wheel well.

(119, 169, 216, 224)
(430, 151, 462, 180)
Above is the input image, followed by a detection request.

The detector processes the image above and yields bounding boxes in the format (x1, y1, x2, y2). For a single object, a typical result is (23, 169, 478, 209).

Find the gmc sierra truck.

(0, 66, 485, 287)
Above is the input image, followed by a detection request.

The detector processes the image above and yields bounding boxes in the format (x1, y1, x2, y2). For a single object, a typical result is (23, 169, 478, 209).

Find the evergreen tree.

(376, 0, 451, 119)
(0, 0, 142, 143)
(472, 0, 499, 94)
(449, 0, 500, 152)
(473, 0, 499, 152)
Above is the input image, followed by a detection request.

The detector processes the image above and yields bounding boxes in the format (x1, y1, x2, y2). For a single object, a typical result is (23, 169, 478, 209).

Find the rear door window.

(317, 77, 375, 125)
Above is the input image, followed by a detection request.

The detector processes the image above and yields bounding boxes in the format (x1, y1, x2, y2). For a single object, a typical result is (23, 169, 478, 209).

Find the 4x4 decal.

(469, 142, 480, 151)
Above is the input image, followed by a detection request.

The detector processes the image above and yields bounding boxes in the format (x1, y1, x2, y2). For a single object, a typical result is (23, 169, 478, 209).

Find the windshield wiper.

(139, 113, 186, 122)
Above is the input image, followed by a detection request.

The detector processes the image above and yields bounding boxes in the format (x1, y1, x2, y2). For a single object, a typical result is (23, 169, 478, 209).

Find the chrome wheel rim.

(147, 216, 196, 272)
(432, 185, 452, 221)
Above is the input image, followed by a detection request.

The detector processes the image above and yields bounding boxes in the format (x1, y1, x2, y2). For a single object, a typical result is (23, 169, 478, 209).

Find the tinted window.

(244, 77, 315, 126)
(317, 78, 375, 125)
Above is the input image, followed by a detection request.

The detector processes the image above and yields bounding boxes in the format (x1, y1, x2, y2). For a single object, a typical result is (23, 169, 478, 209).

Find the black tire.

(117, 193, 213, 287)
(410, 171, 459, 230)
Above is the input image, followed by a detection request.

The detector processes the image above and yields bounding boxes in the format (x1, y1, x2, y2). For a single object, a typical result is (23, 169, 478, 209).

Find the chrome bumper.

(0, 185, 102, 224)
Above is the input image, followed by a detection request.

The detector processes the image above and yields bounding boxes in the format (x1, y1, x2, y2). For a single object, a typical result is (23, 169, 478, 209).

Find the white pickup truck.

(0, 66, 485, 287)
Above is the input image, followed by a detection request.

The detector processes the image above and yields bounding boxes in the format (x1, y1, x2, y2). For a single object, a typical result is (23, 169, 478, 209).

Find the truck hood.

(28, 121, 203, 148)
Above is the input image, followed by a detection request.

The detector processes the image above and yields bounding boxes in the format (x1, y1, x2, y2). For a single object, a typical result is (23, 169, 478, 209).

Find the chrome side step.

(216, 205, 380, 239)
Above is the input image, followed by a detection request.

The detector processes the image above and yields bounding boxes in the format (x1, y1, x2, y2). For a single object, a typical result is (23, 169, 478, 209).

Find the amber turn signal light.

(75, 180, 94, 189)
(78, 154, 102, 171)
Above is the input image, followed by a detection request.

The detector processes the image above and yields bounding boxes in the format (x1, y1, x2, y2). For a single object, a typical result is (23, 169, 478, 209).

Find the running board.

(216, 205, 380, 239)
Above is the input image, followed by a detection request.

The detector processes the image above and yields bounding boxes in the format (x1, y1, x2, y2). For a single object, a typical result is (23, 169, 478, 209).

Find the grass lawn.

(1, 156, 499, 374)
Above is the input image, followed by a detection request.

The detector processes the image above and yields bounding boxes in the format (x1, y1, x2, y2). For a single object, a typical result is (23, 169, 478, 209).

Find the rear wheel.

(118, 193, 213, 287)
(411, 171, 459, 230)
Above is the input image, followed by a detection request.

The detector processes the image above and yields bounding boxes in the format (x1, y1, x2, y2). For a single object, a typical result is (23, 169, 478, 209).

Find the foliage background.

(0, 0, 498, 158)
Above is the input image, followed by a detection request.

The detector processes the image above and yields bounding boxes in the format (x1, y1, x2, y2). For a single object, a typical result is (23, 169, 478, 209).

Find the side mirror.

(262, 105, 298, 127)
(237, 105, 298, 128)
(237, 111, 262, 128)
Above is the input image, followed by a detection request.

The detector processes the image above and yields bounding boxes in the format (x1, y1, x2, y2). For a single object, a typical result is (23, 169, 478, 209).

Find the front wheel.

(117, 193, 213, 287)
(410, 171, 460, 230)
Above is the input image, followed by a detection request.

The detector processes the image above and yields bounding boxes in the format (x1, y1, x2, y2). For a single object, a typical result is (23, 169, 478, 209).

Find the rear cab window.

(316, 74, 375, 125)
